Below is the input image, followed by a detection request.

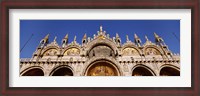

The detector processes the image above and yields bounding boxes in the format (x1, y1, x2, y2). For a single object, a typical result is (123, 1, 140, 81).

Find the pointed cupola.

(82, 33, 87, 45)
(154, 32, 165, 46)
(39, 34, 49, 48)
(126, 35, 130, 42)
(62, 34, 68, 47)
(134, 34, 142, 47)
(115, 33, 121, 45)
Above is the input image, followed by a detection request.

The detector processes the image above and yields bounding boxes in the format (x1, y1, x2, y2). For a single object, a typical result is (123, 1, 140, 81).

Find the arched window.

(132, 66, 154, 76)
(160, 67, 180, 76)
(87, 61, 118, 76)
(52, 67, 73, 76)
(22, 68, 44, 76)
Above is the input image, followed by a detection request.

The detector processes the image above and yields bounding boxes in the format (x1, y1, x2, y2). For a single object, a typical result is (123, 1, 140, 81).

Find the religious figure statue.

(126, 35, 130, 42)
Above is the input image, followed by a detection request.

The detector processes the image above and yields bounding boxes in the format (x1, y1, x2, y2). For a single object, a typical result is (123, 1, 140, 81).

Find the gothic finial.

(74, 35, 76, 42)
(44, 34, 49, 40)
(154, 32, 164, 43)
(154, 32, 159, 38)
(116, 33, 119, 38)
(134, 34, 138, 39)
(54, 36, 57, 42)
(126, 35, 129, 42)
(145, 35, 149, 41)
(83, 33, 87, 39)
(64, 34, 68, 39)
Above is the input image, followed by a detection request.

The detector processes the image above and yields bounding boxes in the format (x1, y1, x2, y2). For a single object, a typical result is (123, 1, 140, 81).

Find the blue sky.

(20, 20, 180, 58)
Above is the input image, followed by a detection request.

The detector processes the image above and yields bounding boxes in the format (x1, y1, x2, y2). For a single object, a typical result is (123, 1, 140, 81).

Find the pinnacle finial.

(116, 33, 119, 38)
(100, 25, 103, 32)
(145, 35, 149, 41)
(154, 32, 159, 38)
(54, 36, 57, 42)
(126, 35, 129, 42)
(134, 33, 138, 38)
(83, 33, 87, 39)
(74, 35, 77, 42)
(64, 34, 68, 39)
(44, 34, 49, 39)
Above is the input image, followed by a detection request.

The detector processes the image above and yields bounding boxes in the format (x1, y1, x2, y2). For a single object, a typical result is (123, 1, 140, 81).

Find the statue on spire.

(116, 33, 119, 38)
(39, 34, 49, 48)
(126, 35, 130, 42)
(134, 33, 141, 47)
(154, 32, 164, 42)
(54, 36, 57, 42)
(82, 33, 87, 44)
(145, 35, 149, 41)
(62, 33, 69, 47)
(100, 25, 103, 32)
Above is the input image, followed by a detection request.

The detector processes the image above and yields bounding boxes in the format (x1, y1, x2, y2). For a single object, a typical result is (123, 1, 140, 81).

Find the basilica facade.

(20, 26, 180, 76)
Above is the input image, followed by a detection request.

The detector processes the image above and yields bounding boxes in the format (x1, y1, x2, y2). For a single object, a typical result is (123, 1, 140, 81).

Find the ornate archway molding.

(20, 66, 44, 76)
(131, 64, 156, 76)
(49, 65, 74, 76)
(82, 57, 122, 76)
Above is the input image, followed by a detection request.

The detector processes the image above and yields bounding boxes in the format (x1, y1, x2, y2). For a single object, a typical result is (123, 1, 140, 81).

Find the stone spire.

(39, 34, 49, 48)
(115, 33, 121, 45)
(82, 33, 87, 44)
(144, 35, 153, 46)
(64, 34, 68, 39)
(100, 25, 103, 32)
(74, 35, 77, 42)
(134, 34, 138, 39)
(53, 36, 57, 42)
(134, 33, 141, 47)
(62, 34, 68, 47)
(154, 32, 159, 38)
(154, 32, 164, 43)
(83, 33, 87, 39)
(145, 35, 149, 41)
(116, 33, 119, 38)
(43, 34, 49, 43)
